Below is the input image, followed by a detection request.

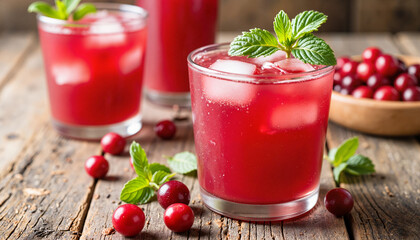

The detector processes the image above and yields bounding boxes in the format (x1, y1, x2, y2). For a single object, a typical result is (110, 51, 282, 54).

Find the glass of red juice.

(188, 43, 335, 221)
(136, 0, 218, 108)
(37, 3, 148, 139)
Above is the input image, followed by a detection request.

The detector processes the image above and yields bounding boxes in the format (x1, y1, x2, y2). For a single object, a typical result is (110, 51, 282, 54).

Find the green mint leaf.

(73, 3, 96, 21)
(167, 152, 197, 174)
(333, 162, 348, 184)
(291, 34, 336, 65)
(28, 2, 61, 19)
(120, 176, 154, 204)
(327, 148, 338, 163)
(55, 0, 68, 19)
(229, 28, 281, 58)
(63, 0, 80, 14)
(345, 154, 375, 175)
(151, 171, 176, 186)
(130, 142, 150, 177)
(273, 10, 291, 44)
(291, 11, 327, 40)
(330, 137, 359, 167)
(149, 163, 171, 174)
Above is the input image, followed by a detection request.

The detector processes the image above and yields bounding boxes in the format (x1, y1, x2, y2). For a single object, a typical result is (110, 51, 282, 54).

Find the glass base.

(145, 89, 191, 108)
(200, 186, 319, 221)
(51, 114, 142, 140)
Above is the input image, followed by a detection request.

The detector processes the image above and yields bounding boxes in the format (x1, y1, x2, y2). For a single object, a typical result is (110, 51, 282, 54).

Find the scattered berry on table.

(85, 155, 109, 178)
(101, 132, 126, 155)
(324, 188, 354, 217)
(163, 203, 194, 232)
(112, 204, 145, 237)
(157, 180, 191, 209)
(155, 120, 177, 140)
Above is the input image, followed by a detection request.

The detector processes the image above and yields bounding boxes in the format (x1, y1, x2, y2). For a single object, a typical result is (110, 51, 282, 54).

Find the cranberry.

(324, 188, 354, 217)
(339, 88, 351, 95)
(341, 75, 362, 92)
(394, 73, 418, 93)
(336, 57, 351, 71)
(333, 72, 343, 86)
(163, 203, 194, 232)
(155, 120, 176, 140)
(396, 58, 407, 74)
(333, 85, 342, 92)
(157, 180, 190, 209)
(373, 86, 400, 101)
(402, 86, 420, 101)
(340, 61, 359, 76)
(407, 64, 420, 81)
(112, 204, 145, 237)
(352, 86, 373, 99)
(375, 54, 399, 77)
(356, 62, 375, 82)
(85, 155, 109, 178)
(362, 47, 382, 64)
(101, 132, 126, 155)
(366, 73, 391, 91)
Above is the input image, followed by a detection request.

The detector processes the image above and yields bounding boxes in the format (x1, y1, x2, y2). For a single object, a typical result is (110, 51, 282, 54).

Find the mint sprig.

(326, 137, 375, 184)
(229, 10, 336, 66)
(28, 0, 96, 21)
(120, 142, 197, 204)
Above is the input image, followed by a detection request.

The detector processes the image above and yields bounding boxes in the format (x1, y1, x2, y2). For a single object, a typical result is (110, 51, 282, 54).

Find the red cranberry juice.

(137, 0, 218, 93)
(39, 12, 147, 125)
(189, 51, 334, 204)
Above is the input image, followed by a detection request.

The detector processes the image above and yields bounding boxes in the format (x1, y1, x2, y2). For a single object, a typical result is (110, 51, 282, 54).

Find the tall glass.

(188, 44, 334, 221)
(37, 3, 148, 139)
(136, 0, 218, 107)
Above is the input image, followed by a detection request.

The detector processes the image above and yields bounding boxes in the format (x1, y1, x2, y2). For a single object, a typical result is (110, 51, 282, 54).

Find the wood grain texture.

(396, 32, 420, 56)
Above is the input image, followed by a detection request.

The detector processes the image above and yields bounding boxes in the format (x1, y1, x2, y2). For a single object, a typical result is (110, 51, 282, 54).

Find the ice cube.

(202, 76, 255, 106)
(210, 60, 257, 75)
(251, 51, 287, 66)
(120, 47, 143, 74)
(85, 15, 127, 48)
(52, 61, 90, 85)
(274, 58, 315, 73)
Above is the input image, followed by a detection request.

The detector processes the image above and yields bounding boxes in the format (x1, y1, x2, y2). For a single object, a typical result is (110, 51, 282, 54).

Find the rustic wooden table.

(0, 32, 419, 240)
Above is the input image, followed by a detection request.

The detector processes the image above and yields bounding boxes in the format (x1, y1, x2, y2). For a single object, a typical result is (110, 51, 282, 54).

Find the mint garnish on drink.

(28, 0, 96, 21)
(229, 10, 336, 66)
(326, 137, 375, 184)
(120, 142, 197, 204)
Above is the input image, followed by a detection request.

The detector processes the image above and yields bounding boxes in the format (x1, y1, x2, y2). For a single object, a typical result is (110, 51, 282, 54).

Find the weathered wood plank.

(395, 32, 420, 56)
(324, 34, 420, 239)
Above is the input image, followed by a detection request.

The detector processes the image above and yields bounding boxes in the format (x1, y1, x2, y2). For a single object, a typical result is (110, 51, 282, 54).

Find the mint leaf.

(273, 10, 291, 44)
(167, 152, 197, 174)
(149, 163, 171, 174)
(130, 142, 150, 177)
(331, 137, 359, 167)
(55, 0, 68, 19)
(291, 34, 336, 65)
(73, 3, 96, 21)
(345, 155, 375, 175)
(229, 28, 281, 58)
(333, 162, 348, 183)
(120, 176, 154, 204)
(291, 11, 327, 40)
(63, 0, 80, 14)
(151, 171, 176, 185)
(327, 148, 338, 163)
(28, 2, 61, 19)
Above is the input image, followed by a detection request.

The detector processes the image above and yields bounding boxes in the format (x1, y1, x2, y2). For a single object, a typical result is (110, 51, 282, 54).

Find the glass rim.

(187, 43, 335, 84)
(37, 2, 148, 27)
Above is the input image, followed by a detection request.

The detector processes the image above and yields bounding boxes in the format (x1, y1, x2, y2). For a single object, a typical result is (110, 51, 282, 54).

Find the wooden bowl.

(329, 55, 420, 136)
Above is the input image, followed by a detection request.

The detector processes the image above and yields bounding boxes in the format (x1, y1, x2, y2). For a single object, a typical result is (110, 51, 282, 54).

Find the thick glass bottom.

(51, 114, 142, 140)
(145, 88, 191, 108)
(200, 186, 319, 221)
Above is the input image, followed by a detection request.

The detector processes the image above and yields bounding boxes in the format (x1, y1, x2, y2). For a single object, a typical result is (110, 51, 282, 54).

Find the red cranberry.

(356, 62, 375, 82)
(362, 47, 382, 64)
(352, 86, 373, 99)
(339, 88, 351, 95)
(375, 54, 399, 77)
(155, 120, 176, 140)
(407, 64, 420, 81)
(374, 86, 400, 101)
(101, 132, 126, 155)
(366, 73, 391, 91)
(402, 86, 420, 101)
(396, 58, 407, 74)
(341, 75, 362, 92)
(157, 180, 191, 209)
(333, 72, 343, 86)
(333, 85, 342, 92)
(112, 204, 145, 237)
(85, 155, 109, 178)
(164, 203, 194, 232)
(394, 73, 418, 93)
(324, 188, 354, 217)
(340, 61, 359, 76)
(336, 57, 351, 71)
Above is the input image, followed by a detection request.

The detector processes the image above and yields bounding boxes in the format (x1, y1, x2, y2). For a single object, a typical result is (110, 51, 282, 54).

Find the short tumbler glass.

(187, 43, 334, 221)
(37, 3, 148, 139)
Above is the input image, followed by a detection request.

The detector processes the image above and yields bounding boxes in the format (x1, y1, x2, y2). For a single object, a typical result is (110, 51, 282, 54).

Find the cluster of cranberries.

(334, 47, 420, 101)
